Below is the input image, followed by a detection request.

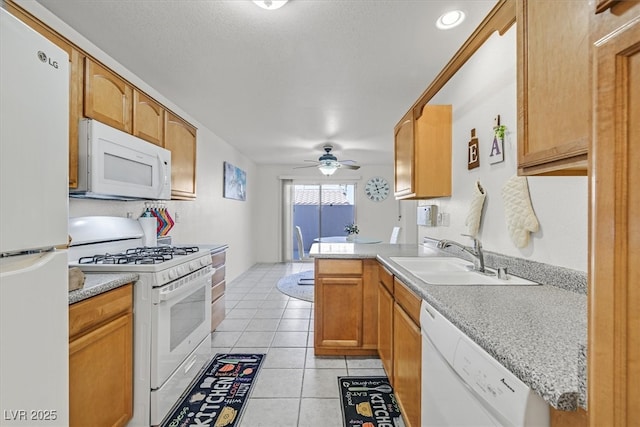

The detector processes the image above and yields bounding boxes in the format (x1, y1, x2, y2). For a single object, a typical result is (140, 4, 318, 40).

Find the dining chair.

(389, 226, 401, 244)
(295, 225, 305, 260)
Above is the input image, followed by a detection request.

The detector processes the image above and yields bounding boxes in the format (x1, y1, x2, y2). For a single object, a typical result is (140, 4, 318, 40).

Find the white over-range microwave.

(70, 119, 171, 200)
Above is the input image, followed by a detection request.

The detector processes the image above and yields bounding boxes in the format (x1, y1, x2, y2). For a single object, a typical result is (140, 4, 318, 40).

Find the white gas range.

(69, 216, 213, 426)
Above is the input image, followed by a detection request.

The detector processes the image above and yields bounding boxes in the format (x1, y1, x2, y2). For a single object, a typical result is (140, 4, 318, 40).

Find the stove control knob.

(200, 258, 209, 267)
(189, 261, 197, 271)
(168, 269, 177, 280)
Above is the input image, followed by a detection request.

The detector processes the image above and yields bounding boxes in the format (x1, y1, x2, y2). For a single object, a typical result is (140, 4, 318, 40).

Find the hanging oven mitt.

(501, 175, 539, 248)
(465, 180, 486, 237)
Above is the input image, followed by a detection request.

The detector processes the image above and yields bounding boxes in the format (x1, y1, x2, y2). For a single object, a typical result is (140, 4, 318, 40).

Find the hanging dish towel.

(501, 175, 539, 248)
(465, 180, 486, 237)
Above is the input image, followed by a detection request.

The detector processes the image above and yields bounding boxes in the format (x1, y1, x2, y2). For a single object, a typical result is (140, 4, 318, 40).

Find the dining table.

(313, 236, 383, 244)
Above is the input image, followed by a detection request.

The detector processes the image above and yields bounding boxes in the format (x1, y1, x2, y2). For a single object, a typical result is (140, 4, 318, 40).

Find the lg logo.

(37, 50, 59, 69)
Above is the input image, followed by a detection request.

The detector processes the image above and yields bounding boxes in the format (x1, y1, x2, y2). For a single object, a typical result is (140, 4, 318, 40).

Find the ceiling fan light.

(318, 164, 338, 176)
(252, 0, 289, 10)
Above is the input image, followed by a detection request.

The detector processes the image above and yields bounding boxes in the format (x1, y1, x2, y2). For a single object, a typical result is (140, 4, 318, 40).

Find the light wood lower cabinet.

(391, 278, 422, 427)
(210, 249, 226, 331)
(377, 266, 394, 384)
(314, 258, 378, 356)
(69, 284, 133, 427)
(376, 262, 422, 427)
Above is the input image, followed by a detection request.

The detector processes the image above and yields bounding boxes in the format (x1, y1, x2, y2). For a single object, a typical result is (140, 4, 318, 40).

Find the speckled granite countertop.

(68, 273, 138, 305)
(310, 242, 587, 411)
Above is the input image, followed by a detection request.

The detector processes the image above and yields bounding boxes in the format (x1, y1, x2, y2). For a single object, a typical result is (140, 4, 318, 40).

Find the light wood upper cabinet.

(84, 59, 133, 133)
(394, 110, 414, 197)
(164, 111, 197, 200)
(6, 1, 199, 198)
(394, 104, 452, 199)
(133, 90, 164, 146)
(516, 0, 591, 175)
(4, 2, 84, 189)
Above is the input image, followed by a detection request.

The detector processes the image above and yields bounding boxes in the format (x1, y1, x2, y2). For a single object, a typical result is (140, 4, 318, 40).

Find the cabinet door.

(517, 0, 590, 175)
(164, 111, 197, 199)
(393, 302, 422, 427)
(589, 5, 640, 425)
(413, 104, 452, 198)
(133, 90, 164, 146)
(378, 281, 394, 383)
(394, 110, 414, 197)
(394, 104, 452, 200)
(315, 276, 363, 349)
(84, 59, 133, 133)
(69, 312, 133, 427)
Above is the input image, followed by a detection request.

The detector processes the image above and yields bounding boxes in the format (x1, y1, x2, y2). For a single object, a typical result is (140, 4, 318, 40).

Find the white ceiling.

(36, 0, 497, 168)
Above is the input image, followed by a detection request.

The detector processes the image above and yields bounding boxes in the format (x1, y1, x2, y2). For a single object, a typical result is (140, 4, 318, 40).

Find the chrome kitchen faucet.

(437, 234, 492, 275)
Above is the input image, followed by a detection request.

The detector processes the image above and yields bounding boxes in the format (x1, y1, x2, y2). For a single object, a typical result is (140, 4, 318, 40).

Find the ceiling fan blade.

(339, 160, 358, 165)
(340, 164, 360, 170)
(293, 164, 320, 169)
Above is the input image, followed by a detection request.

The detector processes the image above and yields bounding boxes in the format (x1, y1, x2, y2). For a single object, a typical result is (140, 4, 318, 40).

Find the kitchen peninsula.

(310, 241, 587, 415)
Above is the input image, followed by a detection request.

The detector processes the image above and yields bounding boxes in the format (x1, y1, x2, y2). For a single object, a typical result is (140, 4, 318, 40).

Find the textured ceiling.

(36, 0, 497, 167)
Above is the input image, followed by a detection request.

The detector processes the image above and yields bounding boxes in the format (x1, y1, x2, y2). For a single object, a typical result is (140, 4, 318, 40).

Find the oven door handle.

(156, 267, 212, 303)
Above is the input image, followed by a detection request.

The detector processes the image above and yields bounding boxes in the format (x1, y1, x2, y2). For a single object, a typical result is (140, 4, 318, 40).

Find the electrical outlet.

(126, 212, 133, 219)
(437, 212, 450, 227)
(174, 212, 180, 223)
(441, 212, 451, 227)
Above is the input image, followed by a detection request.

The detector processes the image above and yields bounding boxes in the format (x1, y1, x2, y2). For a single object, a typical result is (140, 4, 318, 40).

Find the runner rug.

(338, 376, 404, 427)
(160, 353, 265, 427)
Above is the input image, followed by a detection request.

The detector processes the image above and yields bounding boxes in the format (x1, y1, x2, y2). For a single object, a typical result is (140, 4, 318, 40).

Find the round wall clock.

(365, 176, 390, 202)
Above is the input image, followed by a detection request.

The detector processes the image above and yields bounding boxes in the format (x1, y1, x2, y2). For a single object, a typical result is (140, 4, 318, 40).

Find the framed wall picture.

(223, 161, 246, 201)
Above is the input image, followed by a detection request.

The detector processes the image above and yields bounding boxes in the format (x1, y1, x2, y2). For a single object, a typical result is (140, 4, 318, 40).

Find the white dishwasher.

(420, 300, 549, 427)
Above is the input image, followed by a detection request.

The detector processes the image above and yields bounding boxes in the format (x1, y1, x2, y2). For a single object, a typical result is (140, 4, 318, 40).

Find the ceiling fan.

(295, 144, 361, 176)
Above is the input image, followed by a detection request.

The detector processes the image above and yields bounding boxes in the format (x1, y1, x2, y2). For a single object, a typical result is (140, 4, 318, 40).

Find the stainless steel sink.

(389, 256, 538, 286)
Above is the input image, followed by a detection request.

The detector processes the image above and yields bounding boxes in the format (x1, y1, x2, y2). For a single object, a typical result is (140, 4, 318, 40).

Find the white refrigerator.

(1, 8, 70, 425)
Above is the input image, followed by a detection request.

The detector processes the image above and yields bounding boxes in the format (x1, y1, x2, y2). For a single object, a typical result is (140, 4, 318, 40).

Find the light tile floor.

(211, 262, 386, 427)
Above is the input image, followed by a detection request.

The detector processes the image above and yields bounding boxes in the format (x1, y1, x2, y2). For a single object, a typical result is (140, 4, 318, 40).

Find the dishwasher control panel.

(453, 337, 532, 424)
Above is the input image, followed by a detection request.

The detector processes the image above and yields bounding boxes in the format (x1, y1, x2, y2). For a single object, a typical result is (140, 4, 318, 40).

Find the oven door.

(150, 266, 212, 389)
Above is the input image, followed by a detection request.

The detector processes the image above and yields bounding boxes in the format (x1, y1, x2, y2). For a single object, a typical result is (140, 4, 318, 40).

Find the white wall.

(17, 1, 257, 281)
(23, 0, 585, 273)
(253, 164, 408, 262)
(424, 25, 587, 272)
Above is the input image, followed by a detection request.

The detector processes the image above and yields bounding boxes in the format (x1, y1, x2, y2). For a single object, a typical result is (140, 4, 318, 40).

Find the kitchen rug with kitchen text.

(338, 376, 404, 427)
(160, 353, 265, 427)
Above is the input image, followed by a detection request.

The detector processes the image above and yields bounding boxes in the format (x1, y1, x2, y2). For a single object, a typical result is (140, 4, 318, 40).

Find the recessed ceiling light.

(436, 10, 466, 30)
(253, 0, 289, 10)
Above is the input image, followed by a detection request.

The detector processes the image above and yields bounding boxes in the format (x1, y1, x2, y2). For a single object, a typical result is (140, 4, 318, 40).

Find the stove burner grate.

(77, 245, 200, 265)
